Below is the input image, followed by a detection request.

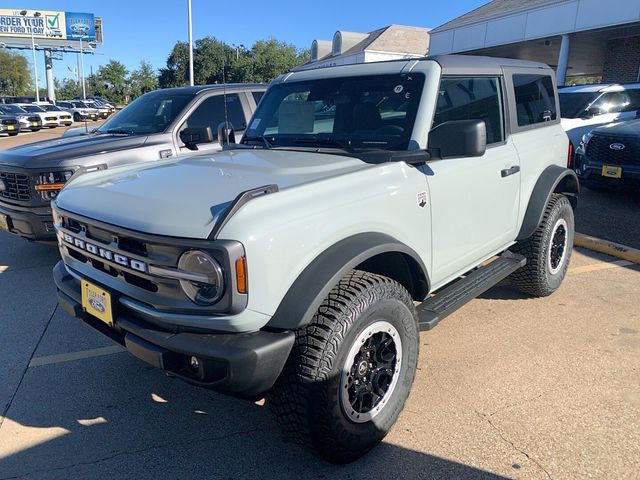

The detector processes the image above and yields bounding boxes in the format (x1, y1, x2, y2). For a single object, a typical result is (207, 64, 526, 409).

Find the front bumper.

(18, 119, 42, 131)
(53, 261, 294, 397)
(574, 150, 640, 187)
(0, 201, 55, 240)
(0, 125, 18, 134)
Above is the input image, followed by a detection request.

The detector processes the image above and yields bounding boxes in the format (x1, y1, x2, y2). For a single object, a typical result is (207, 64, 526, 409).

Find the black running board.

(417, 252, 526, 331)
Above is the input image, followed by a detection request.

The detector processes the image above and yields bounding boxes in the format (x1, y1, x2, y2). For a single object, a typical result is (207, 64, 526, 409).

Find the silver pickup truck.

(0, 83, 266, 241)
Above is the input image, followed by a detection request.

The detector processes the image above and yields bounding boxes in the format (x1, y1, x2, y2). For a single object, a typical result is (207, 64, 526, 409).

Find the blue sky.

(10, 0, 488, 82)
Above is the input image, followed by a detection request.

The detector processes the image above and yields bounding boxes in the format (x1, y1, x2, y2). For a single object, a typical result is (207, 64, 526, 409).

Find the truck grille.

(586, 135, 640, 166)
(0, 171, 31, 201)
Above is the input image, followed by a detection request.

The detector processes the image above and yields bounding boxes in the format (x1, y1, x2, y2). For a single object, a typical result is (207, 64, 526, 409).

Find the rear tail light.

(567, 142, 574, 169)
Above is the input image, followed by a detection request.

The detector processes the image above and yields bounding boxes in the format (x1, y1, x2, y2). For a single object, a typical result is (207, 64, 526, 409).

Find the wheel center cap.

(357, 360, 369, 376)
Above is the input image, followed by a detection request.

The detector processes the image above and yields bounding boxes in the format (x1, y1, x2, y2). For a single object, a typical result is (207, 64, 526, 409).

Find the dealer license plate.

(81, 280, 114, 326)
(601, 165, 622, 178)
(7, 125, 14, 131)
(31, 122, 38, 126)
(0, 214, 8, 231)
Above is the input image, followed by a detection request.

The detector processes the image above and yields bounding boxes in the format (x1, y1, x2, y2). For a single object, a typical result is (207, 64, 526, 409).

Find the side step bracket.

(417, 252, 526, 331)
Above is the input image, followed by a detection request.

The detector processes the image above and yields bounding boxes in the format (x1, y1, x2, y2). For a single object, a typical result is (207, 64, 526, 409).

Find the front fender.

(266, 232, 429, 330)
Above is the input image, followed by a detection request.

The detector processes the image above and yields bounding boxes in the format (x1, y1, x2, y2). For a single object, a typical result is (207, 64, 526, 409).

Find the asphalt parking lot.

(1, 127, 639, 479)
(0, 121, 106, 149)
(1, 224, 639, 480)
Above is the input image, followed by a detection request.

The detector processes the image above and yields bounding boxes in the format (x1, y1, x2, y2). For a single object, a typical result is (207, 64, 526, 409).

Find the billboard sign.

(65, 12, 95, 41)
(0, 9, 96, 41)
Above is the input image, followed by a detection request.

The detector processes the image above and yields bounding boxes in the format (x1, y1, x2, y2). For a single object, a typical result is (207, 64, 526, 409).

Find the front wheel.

(268, 270, 419, 463)
(510, 194, 574, 297)
(73, 113, 81, 122)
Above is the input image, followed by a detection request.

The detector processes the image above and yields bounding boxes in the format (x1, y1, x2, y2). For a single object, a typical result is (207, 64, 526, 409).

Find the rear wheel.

(510, 194, 574, 297)
(268, 270, 419, 463)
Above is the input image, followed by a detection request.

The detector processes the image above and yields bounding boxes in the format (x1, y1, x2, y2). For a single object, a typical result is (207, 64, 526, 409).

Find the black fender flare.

(516, 165, 579, 241)
(266, 232, 429, 330)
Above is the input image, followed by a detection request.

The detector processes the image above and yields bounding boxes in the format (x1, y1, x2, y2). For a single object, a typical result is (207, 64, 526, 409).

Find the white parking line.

(29, 345, 125, 367)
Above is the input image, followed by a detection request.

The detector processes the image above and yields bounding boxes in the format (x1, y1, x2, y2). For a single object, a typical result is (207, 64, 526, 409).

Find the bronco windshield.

(243, 73, 425, 151)
(95, 90, 193, 135)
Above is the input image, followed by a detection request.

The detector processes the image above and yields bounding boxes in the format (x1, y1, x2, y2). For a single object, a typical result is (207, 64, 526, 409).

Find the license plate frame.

(601, 165, 622, 178)
(81, 280, 114, 326)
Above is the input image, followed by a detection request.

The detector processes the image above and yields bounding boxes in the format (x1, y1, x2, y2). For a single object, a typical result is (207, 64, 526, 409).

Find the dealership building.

(428, 0, 640, 85)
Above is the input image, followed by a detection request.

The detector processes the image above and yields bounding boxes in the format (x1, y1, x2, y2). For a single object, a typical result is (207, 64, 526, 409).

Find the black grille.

(0, 171, 31, 201)
(586, 135, 640, 166)
(45, 116, 57, 121)
(1, 118, 18, 125)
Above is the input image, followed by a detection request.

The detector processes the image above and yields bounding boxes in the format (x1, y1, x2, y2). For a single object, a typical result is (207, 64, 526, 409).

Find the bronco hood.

(55, 149, 371, 239)
(0, 133, 149, 169)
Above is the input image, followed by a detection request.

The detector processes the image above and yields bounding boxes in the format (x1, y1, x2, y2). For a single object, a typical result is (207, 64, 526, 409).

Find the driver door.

(426, 75, 521, 285)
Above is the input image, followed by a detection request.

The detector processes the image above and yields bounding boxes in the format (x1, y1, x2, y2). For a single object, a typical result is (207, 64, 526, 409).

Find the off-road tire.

(268, 270, 419, 464)
(510, 194, 574, 297)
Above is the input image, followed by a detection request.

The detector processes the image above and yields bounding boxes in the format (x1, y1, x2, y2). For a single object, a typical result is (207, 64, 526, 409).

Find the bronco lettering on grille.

(63, 232, 148, 273)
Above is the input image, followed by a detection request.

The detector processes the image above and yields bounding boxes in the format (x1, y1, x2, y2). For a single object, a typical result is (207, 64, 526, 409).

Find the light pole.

(79, 35, 87, 100)
(20, 10, 41, 102)
(187, 0, 194, 86)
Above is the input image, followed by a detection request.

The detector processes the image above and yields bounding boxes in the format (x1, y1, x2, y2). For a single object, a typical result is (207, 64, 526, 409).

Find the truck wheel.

(510, 194, 574, 297)
(268, 270, 419, 463)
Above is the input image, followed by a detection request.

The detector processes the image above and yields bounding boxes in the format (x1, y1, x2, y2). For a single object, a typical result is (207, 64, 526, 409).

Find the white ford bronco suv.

(52, 56, 578, 463)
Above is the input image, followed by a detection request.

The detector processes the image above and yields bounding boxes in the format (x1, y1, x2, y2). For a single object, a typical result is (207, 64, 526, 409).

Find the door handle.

(501, 165, 520, 177)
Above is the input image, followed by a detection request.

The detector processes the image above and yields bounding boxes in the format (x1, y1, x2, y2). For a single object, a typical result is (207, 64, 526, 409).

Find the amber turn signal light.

(35, 183, 66, 191)
(235, 257, 247, 294)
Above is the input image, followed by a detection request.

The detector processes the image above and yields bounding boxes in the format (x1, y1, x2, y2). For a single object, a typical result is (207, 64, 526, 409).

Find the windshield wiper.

(101, 128, 134, 135)
(292, 137, 354, 152)
(242, 135, 272, 149)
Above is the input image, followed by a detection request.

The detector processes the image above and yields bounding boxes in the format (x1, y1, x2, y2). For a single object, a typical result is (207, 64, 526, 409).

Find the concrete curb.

(574, 233, 640, 264)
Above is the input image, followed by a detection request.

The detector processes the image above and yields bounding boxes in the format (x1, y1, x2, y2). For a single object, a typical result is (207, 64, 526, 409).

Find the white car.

(12, 103, 60, 128)
(57, 100, 100, 122)
(559, 83, 640, 148)
(34, 103, 73, 126)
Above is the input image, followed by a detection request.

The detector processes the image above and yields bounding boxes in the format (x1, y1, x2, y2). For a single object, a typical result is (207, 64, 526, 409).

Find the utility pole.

(20, 10, 41, 102)
(79, 36, 86, 100)
(187, 0, 194, 86)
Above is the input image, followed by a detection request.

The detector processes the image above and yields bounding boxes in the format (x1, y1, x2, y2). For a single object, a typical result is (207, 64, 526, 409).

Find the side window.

(433, 76, 505, 145)
(252, 91, 264, 105)
(513, 74, 557, 126)
(183, 93, 246, 140)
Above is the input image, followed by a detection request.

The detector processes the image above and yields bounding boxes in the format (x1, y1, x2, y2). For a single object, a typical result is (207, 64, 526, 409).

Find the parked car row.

(559, 82, 640, 192)
(0, 98, 116, 136)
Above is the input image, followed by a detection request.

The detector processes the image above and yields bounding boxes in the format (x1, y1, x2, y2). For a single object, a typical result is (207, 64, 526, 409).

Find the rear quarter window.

(513, 74, 557, 127)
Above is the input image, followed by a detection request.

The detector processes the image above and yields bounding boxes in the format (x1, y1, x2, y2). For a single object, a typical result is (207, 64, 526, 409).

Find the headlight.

(580, 132, 594, 148)
(18, 115, 29, 121)
(178, 250, 225, 305)
(35, 170, 74, 200)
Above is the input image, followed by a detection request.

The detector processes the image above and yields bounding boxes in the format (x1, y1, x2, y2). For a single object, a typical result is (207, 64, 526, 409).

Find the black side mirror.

(217, 121, 236, 147)
(428, 120, 486, 159)
(180, 126, 213, 151)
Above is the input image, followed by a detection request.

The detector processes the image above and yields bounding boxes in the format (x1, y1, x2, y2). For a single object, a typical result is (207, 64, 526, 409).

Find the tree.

(158, 37, 309, 88)
(0, 50, 32, 96)
(54, 78, 80, 100)
(158, 41, 190, 88)
(236, 39, 309, 83)
(129, 60, 158, 99)
(89, 60, 128, 104)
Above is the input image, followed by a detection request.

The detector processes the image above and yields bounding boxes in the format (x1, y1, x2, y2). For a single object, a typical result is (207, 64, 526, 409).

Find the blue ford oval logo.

(610, 143, 626, 151)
